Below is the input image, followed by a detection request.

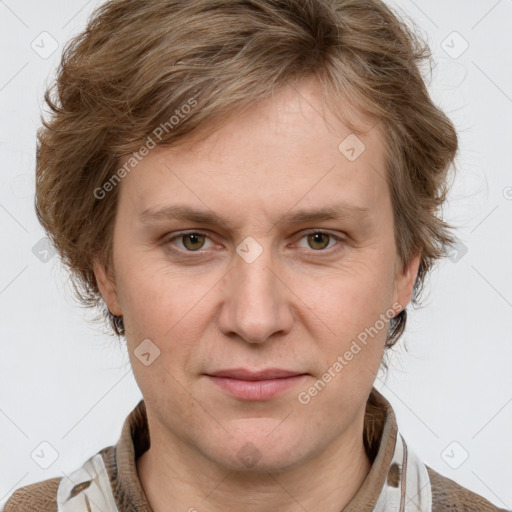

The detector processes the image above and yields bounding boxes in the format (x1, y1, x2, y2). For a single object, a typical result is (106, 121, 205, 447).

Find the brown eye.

(307, 232, 332, 250)
(181, 233, 206, 251)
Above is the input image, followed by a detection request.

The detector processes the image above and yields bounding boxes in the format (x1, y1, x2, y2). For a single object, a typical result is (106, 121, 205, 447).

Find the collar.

(55, 387, 432, 511)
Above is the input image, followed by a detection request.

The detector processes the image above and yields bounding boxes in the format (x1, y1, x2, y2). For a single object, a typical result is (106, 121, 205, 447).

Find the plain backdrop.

(1, 0, 511, 509)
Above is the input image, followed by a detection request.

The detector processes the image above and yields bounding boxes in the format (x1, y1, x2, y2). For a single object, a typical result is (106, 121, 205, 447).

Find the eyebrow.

(139, 202, 370, 228)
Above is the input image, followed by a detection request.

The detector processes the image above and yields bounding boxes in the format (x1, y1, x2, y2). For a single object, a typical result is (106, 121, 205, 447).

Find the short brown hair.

(35, 0, 458, 346)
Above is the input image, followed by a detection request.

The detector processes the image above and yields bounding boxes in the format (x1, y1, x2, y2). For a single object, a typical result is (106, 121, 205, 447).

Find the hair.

(35, 0, 458, 354)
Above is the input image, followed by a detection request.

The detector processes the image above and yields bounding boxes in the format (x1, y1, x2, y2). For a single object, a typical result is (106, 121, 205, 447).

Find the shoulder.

(426, 465, 510, 512)
(2, 446, 119, 512)
(2, 476, 61, 512)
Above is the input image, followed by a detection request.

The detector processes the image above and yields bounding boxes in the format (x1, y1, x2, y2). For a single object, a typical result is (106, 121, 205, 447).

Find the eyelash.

(162, 230, 345, 257)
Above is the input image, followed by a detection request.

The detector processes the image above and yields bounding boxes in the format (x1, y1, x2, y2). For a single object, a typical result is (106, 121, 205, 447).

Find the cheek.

(115, 256, 200, 331)
(300, 256, 395, 378)
(304, 277, 389, 406)
(115, 260, 216, 372)
(308, 256, 395, 330)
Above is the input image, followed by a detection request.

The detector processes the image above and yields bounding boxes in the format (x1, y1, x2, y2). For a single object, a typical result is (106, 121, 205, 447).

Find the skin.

(94, 75, 420, 512)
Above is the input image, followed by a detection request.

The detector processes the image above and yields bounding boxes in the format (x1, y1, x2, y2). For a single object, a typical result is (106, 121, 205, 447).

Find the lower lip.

(206, 375, 307, 401)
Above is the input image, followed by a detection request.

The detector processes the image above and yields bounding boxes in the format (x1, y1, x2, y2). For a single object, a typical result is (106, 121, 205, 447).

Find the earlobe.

(393, 251, 421, 310)
(93, 257, 122, 316)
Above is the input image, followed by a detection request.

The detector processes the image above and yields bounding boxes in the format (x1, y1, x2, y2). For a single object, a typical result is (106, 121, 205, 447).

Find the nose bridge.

(220, 237, 292, 344)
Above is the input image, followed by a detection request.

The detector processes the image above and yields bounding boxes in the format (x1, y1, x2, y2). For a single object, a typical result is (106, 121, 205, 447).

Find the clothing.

(3, 387, 508, 511)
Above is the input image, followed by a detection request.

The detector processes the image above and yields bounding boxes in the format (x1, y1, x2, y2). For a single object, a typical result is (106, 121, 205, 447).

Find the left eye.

(296, 231, 341, 251)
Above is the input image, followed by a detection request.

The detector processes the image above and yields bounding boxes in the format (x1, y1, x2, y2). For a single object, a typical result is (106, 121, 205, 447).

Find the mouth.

(204, 368, 309, 401)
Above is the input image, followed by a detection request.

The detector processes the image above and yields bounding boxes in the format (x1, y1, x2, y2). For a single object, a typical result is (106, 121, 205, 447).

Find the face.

(95, 76, 419, 473)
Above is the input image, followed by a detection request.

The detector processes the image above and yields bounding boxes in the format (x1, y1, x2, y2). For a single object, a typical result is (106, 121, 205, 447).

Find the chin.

(205, 423, 307, 473)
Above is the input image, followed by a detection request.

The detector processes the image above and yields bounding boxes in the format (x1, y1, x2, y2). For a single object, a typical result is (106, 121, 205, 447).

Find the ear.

(93, 256, 122, 317)
(392, 251, 421, 312)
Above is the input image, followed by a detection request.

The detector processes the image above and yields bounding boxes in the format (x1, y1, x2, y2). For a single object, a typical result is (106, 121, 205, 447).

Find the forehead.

(116, 77, 389, 225)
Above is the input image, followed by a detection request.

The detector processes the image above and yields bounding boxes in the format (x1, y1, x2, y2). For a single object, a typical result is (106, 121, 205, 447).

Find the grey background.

(1, 0, 511, 508)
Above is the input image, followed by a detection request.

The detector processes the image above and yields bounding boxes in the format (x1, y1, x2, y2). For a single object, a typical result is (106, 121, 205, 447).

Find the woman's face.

(95, 76, 419, 473)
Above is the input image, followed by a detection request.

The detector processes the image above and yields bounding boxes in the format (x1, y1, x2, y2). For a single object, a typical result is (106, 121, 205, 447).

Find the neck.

(136, 410, 372, 512)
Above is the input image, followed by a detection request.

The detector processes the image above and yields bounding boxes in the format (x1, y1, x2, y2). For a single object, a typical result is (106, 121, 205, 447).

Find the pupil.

(310, 233, 328, 250)
(185, 233, 203, 250)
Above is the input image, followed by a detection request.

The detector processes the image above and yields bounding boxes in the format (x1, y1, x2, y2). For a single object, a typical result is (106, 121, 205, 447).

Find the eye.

(295, 231, 344, 252)
(165, 231, 215, 252)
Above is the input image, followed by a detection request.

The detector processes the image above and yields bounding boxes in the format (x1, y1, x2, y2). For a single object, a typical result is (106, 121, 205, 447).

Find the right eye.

(162, 231, 216, 253)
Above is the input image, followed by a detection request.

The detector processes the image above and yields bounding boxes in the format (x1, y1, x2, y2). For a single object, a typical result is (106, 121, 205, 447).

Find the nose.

(218, 243, 294, 344)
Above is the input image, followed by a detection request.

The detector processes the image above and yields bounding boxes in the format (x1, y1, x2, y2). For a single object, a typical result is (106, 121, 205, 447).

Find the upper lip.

(206, 368, 307, 381)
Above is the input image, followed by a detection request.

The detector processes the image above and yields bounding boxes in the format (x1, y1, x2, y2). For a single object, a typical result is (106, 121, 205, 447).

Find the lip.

(206, 367, 306, 380)
(204, 368, 308, 401)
